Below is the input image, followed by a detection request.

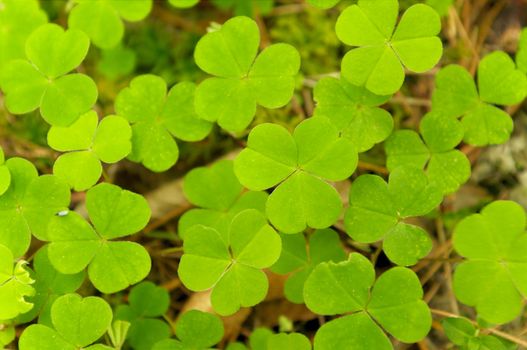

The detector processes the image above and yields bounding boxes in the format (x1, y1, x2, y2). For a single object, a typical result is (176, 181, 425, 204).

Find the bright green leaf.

(313, 77, 393, 152)
(168, 0, 199, 8)
(115, 75, 212, 171)
(178, 209, 281, 315)
(336, 1, 442, 95)
(305, 253, 431, 348)
(0, 244, 35, 320)
(194, 16, 300, 132)
(267, 333, 311, 350)
(235, 117, 357, 233)
(453, 200, 527, 324)
(344, 166, 442, 265)
(174, 310, 224, 349)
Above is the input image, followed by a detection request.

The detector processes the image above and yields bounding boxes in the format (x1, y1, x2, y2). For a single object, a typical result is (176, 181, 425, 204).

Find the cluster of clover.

(1, 0, 527, 349)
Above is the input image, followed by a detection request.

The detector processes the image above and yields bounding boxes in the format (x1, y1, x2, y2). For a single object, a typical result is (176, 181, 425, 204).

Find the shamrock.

(266, 333, 311, 350)
(304, 253, 432, 350)
(47, 111, 132, 191)
(234, 117, 357, 234)
(46, 183, 152, 293)
(115, 282, 171, 350)
(68, 0, 153, 49)
(442, 317, 513, 350)
(0, 158, 70, 258)
(385, 112, 471, 194)
(453, 200, 527, 324)
(0, 0, 47, 65)
(271, 229, 346, 303)
(115, 75, 212, 172)
(168, 0, 199, 9)
(178, 209, 281, 315)
(0, 244, 35, 320)
(345, 165, 443, 266)
(0, 147, 10, 196)
(194, 16, 301, 132)
(152, 310, 224, 350)
(0, 23, 97, 126)
(16, 246, 84, 326)
(313, 77, 393, 152)
(179, 159, 268, 239)
(432, 51, 527, 146)
(335, 0, 442, 95)
(97, 45, 137, 80)
(19, 294, 113, 350)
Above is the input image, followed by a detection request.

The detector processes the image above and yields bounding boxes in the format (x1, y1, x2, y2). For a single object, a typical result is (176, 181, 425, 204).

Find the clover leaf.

(0, 158, 71, 258)
(266, 333, 311, 350)
(427, 0, 453, 16)
(19, 293, 113, 350)
(48, 111, 132, 191)
(168, 0, 199, 9)
(234, 117, 357, 233)
(385, 112, 471, 194)
(432, 52, 527, 146)
(46, 183, 151, 293)
(0, 147, 10, 196)
(313, 77, 393, 152)
(0, 0, 47, 65)
(194, 16, 300, 132)
(441, 317, 511, 350)
(0, 244, 35, 320)
(304, 253, 432, 350)
(97, 45, 137, 80)
(68, 0, 153, 49)
(336, 0, 442, 95)
(16, 246, 84, 326)
(271, 228, 346, 303)
(453, 200, 527, 324)
(115, 282, 171, 350)
(115, 75, 212, 172)
(0, 23, 97, 126)
(178, 209, 281, 315)
(0, 321, 15, 349)
(517, 28, 527, 74)
(180, 159, 268, 239)
(153, 309, 224, 350)
(345, 165, 442, 266)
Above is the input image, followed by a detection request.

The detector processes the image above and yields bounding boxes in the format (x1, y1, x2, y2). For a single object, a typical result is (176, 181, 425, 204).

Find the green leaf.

(47, 183, 151, 293)
(266, 333, 311, 350)
(19, 294, 112, 350)
(178, 209, 281, 315)
(235, 117, 357, 233)
(129, 281, 170, 317)
(305, 253, 432, 348)
(313, 77, 393, 152)
(16, 246, 84, 325)
(0, 0, 47, 65)
(0, 244, 35, 320)
(0, 24, 97, 126)
(194, 16, 300, 131)
(441, 317, 476, 346)
(69, 0, 152, 49)
(336, 1, 442, 95)
(168, 0, 199, 8)
(0, 158, 71, 257)
(344, 166, 442, 265)
(48, 111, 132, 191)
(385, 112, 471, 194)
(115, 75, 212, 171)
(271, 229, 346, 303)
(453, 200, 527, 324)
(432, 52, 527, 146)
(175, 310, 224, 348)
(180, 160, 268, 239)
(97, 45, 137, 80)
(0, 147, 11, 196)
